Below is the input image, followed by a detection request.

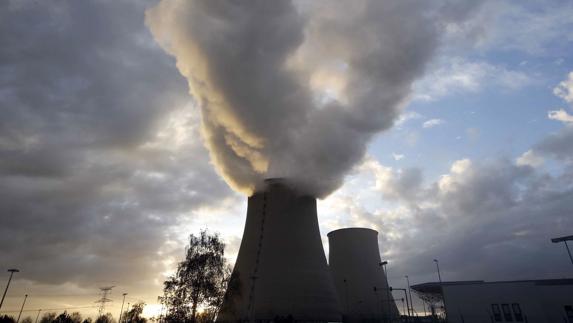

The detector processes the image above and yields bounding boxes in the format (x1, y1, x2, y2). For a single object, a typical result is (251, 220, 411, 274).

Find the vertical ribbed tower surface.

(217, 178, 342, 322)
(328, 228, 399, 323)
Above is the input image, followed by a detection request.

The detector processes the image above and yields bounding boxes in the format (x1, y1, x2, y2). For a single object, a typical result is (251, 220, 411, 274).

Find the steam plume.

(146, 0, 440, 197)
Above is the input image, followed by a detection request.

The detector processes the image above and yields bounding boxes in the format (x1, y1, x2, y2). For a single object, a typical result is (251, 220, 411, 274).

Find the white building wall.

(442, 281, 573, 323)
(536, 284, 573, 323)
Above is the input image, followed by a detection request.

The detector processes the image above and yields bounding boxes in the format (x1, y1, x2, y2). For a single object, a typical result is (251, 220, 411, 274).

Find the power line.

(0, 305, 99, 314)
(4, 294, 100, 298)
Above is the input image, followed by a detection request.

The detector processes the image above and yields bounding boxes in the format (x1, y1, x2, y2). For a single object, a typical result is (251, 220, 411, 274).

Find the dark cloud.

(0, 0, 234, 304)
(534, 126, 573, 162)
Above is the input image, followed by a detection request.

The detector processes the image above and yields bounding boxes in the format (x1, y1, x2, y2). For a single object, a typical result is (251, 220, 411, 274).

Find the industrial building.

(215, 178, 573, 323)
(329, 228, 399, 322)
(411, 279, 573, 323)
(216, 179, 401, 322)
(217, 179, 341, 322)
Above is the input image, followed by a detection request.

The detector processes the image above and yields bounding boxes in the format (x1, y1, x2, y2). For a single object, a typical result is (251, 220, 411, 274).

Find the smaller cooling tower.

(328, 228, 399, 323)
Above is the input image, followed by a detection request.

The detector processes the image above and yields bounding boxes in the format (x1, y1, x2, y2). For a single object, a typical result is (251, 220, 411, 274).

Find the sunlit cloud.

(423, 118, 445, 129)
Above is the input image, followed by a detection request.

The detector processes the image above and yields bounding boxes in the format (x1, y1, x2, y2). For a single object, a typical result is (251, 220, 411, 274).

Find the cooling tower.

(328, 228, 399, 323)
(217, 178, 342, 322)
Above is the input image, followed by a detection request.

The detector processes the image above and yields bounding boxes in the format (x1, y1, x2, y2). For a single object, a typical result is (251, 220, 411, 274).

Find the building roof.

(411, 278, 573, 295)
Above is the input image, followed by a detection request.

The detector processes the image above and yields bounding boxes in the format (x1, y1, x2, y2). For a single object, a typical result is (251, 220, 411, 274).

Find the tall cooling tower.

(217, 178, 341, 322)
(328, 228, 399, 323)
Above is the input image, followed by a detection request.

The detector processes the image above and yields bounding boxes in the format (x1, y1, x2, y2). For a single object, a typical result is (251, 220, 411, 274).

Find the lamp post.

(433, 259, 442, 283)
(0, 269, 20, 311)
(391, 288, 410, 323)
(126, 303, 130, 323)
(16, 294, 28, 323)
(119, 293, 127, 323)
(551, 235, 573, 265)
(35, 309, 42, 323)
(433, 259, 448, 322)
(379, 261, 390, 323)
(405, 275, 415, 317)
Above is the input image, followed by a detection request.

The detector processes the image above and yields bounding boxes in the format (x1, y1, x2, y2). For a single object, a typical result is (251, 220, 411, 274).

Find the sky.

(1, 0, 573, 319)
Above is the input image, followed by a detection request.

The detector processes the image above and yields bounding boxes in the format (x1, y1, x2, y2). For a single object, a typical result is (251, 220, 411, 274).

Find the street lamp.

(405, 275, 414, 317)
(433, 259, 449, 322)
(390, 287, 411, 323)
(433, 259, 442, 283)
(379, 261, 391, 322)
(0, 268, 20, 311)
(119, 293, 128, 323)
(551, 235, 573, 265)
(34, 309, 42, 323)
(16, 294, 28, 323)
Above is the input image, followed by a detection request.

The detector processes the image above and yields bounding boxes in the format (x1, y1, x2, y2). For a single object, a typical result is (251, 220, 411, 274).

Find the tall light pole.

(119, 293, 127, 323)
(126, 302, 130, 323)
(0, 268, 20, 311)
(16, 294, 28, 323)
(391, 288, 411, 323)
(433, 259, 448, 322)
(379, 261, 390, 323)
(551, 235, 573, 265)
(405, 275, 415, 317)
(35, 309, 42, 323)
(433, 259, 442, 283)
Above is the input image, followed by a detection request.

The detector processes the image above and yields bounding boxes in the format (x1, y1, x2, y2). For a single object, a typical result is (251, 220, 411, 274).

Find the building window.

(502, 304, 513, 322)
(565, 305, 573, 322)
(512, 303, 523, 322)
(492, 304, 502, 322)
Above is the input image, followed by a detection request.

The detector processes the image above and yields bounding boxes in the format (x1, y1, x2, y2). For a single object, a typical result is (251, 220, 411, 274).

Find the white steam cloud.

(146, 0, 457, 197)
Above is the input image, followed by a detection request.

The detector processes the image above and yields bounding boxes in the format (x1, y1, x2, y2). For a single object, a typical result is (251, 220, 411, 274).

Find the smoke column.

(146, 0, 441, 197)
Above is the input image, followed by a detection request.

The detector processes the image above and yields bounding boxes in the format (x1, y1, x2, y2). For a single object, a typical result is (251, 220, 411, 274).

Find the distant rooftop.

(411, 278, 573, 294)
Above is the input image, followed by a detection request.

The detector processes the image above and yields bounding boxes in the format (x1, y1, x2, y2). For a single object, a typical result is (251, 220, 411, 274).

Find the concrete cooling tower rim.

(327, 227, 379, 237)
(256, 177, 315, 198)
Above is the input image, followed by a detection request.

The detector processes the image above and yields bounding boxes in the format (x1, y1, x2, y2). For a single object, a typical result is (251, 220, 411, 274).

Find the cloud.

(0, 0, 236, 311)
(392, 153, 405, 161)
(534, 127, 573, 163)
(515, 150, 544, 168)
(554, 72, 573, 104)
(548, 109, 573, 124)
(414, 58, 532, 101)
(321, 154, 573, 295)
(395, 111, 423, 127)
(423, 118, 445, 129)
(441, 1, 573, 56)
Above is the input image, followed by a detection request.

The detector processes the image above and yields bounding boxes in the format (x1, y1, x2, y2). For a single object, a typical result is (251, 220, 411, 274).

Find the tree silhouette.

(39, 313, 57, 323)
(94, 313, 114, 323)
(120, 302, 146, 323)
(161, 230, 230, 323)
(0, 315, 15, 323)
